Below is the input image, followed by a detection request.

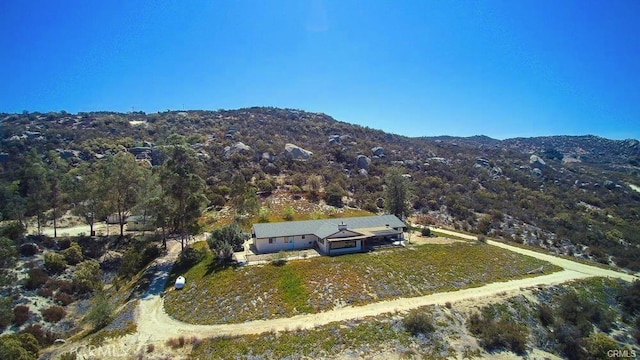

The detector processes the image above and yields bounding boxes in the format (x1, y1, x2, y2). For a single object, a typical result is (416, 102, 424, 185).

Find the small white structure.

(175, 276, 186, 289)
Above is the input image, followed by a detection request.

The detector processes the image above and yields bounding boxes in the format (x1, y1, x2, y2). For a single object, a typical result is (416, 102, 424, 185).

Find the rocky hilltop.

(1, 107, 639, 270)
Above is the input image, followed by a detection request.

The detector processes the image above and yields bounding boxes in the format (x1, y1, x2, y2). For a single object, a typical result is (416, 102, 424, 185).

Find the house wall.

(255, 234, 318, 253)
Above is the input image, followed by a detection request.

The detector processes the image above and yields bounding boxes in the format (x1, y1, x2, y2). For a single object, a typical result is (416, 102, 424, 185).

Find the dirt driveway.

(82, 227, 637, 358)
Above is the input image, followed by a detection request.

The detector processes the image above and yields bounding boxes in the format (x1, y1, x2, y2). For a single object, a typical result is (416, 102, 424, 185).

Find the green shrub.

(73, 260, 101, 293)
(24, 268, 48, 290)
(282, 206, 295, 221)
(0, 237, 17, 268)
(585, 333, 618, 360)
(43, 252, 67, 274)
(0, 297, 15, 330)
(85, 293, 113, 330)
(0, 333, 38, 360)
(403, 310, 434, 336)
(420, 227, 431, 237)
(61, 242, 83, 265)
(0, 222, 26, 242)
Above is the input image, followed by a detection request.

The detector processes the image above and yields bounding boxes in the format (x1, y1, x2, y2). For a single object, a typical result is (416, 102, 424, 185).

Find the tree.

(160, 136, 208, 251)
(230, 173, 259, 216)
(46, 151, 69, 238)
(0, 181, 27, 226)
(0, 237, 17, 268)
(66, 164, 106, 236)
(101, 152, 148, 237)
(325, 183, 345, 208)
(207, 223, 247, 253)
(384, 168, 411, 219)
(22, 150, 50, 235)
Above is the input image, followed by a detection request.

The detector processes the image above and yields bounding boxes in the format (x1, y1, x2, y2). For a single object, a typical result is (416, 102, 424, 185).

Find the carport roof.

(252, 215, 405, 239)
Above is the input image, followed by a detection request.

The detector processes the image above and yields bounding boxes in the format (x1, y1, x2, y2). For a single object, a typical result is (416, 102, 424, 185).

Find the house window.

(331, 241, 356, 249)
(269, 238, 274, 244)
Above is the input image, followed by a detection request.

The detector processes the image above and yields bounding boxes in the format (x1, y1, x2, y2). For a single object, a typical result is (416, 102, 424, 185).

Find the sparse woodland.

(0, 107, 639, 358)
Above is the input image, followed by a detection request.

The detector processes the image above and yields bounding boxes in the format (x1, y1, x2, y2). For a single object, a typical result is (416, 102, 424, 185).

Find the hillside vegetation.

(1, 107, 639, 272)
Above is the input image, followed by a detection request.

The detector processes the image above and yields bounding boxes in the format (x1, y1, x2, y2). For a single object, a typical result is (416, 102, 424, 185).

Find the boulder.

(604, 180, 616, 190)
(261, 152, 275, 162)
(490, 166, 502, 177)
(328, 135, 341, 145)
(284, 143, 312, 161)
(531, 168, 543, 178)
(529, 155, 546, 168)
(224, 142, 251, 158)
(358, 168, 369, 176)
(371, 146, 385, 157)
(355, 155, 371, 170)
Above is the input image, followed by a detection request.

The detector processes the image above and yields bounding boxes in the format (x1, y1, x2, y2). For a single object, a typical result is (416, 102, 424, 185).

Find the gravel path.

(133, 228, 638, 343)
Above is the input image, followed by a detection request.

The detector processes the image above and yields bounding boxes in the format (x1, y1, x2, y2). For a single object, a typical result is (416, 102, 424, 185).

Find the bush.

(73, 260, 101, 294)
(43, 252, 67, 274)
(0, 221, 26, 242)
(585, 333, 618, 360)
(0, 297, 14, 330)
(20, 324, 57, 347)
(538, 303, 555, 327)
(618, 280, 640, 316)
(467, 310, 528, 355)
(13, 305, 30, 326)
(421, 227, 431, 237)
(19, 243, 39, 257)
(36, 287, 53, 298)
(140, 243, 161, 265)
(85, 293, 113, 330)
(178, 247, 205, 269)
(41, 306, 66, 323)
(0, 237, 17, 268)
(0, 333, 39, 360)
(282, 206, 295, 221)
(403, 310, 434, 335)
(117, 250, 141, 278)
(54, 292, 74, 306)
(61, 242, 83, 265)
(24, 268, 48, 290)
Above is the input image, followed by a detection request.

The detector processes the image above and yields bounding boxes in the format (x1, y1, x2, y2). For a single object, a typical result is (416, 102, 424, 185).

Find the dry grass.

(164, 241, 561, 324)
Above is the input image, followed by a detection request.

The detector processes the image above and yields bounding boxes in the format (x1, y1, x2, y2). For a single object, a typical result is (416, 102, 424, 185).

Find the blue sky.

(1, 1, 639, 140)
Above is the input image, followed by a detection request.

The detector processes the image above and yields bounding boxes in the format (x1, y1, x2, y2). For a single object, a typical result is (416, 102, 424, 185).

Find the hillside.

(1, 107, 640, 270)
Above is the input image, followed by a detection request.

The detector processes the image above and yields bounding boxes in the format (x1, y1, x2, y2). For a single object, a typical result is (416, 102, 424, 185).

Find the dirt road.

(132, 227, 637, 344)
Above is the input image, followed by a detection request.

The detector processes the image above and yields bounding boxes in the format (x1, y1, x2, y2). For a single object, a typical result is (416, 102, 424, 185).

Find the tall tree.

(66, 164, 106, 236)
(22, 150, 50, 234)
(384, 167, 411, 220)
(102, 152, 148, 237)
(46, 151, 68, 238)
(160, 135, 207, 252)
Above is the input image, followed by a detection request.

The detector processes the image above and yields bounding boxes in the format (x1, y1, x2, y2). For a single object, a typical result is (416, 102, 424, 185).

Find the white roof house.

(252, 215, 405, 255)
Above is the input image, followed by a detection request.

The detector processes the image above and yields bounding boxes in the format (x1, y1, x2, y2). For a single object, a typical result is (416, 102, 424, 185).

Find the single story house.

(126, 215, 155, 231)
(252, 215, 406, 255)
